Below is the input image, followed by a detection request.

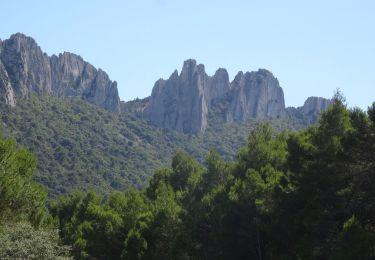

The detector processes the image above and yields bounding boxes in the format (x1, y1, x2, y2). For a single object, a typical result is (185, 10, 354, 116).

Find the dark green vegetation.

(0, 134, 71, 259)
(0, 95, 303, 197)
(1, 96, 374, 259)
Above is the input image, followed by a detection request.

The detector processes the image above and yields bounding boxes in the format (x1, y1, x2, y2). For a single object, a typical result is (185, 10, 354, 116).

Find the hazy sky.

(1, 0, 374, 109)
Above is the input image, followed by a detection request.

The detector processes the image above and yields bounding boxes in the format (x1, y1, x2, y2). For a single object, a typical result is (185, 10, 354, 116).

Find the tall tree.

(0, 135, 48, 226)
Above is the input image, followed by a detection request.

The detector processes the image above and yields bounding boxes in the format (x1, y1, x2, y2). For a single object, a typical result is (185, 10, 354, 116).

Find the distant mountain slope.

(0, 96, 173, 196)
(0, 95, 304, 197)
(0, 33, 331, 135)
(0, 33, 120, 112)
(0, 33, 333, 196)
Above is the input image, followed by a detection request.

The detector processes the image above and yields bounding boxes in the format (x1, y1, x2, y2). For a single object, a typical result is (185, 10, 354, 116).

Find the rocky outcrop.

(225, 69, 285, 122)
(144, 60, 207, 133)
(0, 33, 331, 133)
(143, 59, 230, 134)
(301, 96, 332, 117)
(0, 60, 16, 106)
(143, 60, 286, 133)
(0, 33, 53, 97)
(121, 97, 149, 114)
(0, 33, 120, 112)
(208, 68, 230, 105)
(286, 97, 332, 124)
(142, 59, 332, 134)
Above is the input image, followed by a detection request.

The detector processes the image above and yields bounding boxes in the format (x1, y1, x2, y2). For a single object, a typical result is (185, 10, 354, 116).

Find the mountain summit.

(140, 59, 331, 133)
(0, 33, 120, 112)
(143, 59, 231, 133)
(0, 34, 332, 134)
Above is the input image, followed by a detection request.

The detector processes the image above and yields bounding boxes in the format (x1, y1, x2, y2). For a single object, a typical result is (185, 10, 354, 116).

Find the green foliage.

(170, 151, 203, 193)
(2, 94, 375, 260)
(0, 133, 49, 226)
(49, 191, 129, 259)
(333, 216, 375, 260)
(236, 123, 288, 174)
(203, 150, 232, 189)
(368, 102, 375, 123)
(50, 98, 375, 259)
(122, 228, 147, 259)
(0, 133, 72, 258)
(1, 96, 164, 197)
(0, 222, 71, 260)
(0, 95, 304, 197)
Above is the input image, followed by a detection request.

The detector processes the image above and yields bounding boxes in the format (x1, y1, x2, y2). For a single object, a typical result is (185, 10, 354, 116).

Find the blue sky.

(1, 0, 374, 109)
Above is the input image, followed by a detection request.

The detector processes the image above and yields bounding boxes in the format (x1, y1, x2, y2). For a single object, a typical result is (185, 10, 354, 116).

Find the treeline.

(0, 95, 302, 197)
(1, 95, 375, 259)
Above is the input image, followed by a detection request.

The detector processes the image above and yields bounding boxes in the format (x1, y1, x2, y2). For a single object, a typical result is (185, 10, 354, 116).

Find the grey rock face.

(144, 60, 286, 133)
(0, 60, 16, 106)
(82, 69, 120, 112)
(0, 33, 53, 96)
(301, 96, 332, 116)
(209, 68, 230, 105)
(50, 52, 96, 97)
(144, 60, 207, 133)
(121, 97, 149, 114)
(225, 69, 285, 122)
(0, 33, 120, 112)
(286, 97, 332, 124)
(300, 96, 332, 123)
(142, 60, 332, 134)
(144, 59, 231, 133)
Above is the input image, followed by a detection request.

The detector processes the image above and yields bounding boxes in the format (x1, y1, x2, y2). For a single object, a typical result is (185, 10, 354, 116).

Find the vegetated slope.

(49, 98, 375, 260)
(0, 96, 175, 196)
(0, 96, 304, 196)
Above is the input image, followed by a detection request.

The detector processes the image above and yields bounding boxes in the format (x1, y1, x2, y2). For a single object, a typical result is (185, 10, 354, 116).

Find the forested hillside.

(0, 95, 303, 196)
(0, 96, 374, 259)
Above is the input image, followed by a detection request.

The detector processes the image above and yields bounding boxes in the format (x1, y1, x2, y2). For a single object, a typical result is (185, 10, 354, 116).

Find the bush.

(0, 222, 72, 259)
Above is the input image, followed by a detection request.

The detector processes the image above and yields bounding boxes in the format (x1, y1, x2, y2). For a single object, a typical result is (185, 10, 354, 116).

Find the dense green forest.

(0, 95, 303, 197)
(0, 95, 374, 259)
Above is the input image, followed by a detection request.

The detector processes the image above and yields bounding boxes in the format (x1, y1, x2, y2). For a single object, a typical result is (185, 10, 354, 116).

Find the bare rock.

(286, 97, 332, 124)
(144, 60, 208, 133)
(121, 97, 150, 114)
(0, 33, 52, 96)
(0, 33, 120, 112)
(0, 60, 16, 106)
(225, 69, 285, 122)
(144, 59, 231, 133)
(144, 61, 286, 133)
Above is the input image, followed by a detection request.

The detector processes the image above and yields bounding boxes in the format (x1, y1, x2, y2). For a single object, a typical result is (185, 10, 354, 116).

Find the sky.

(0, 0, 374, 109)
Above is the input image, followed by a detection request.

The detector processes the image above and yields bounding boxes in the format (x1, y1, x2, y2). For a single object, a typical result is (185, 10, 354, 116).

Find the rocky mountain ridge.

(0, 33, 332, 134)
(139, 59, 331, 133)
(143, 59, 231, 133)
(0, 33, 120, 112)
(286, 96, 333, 125)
